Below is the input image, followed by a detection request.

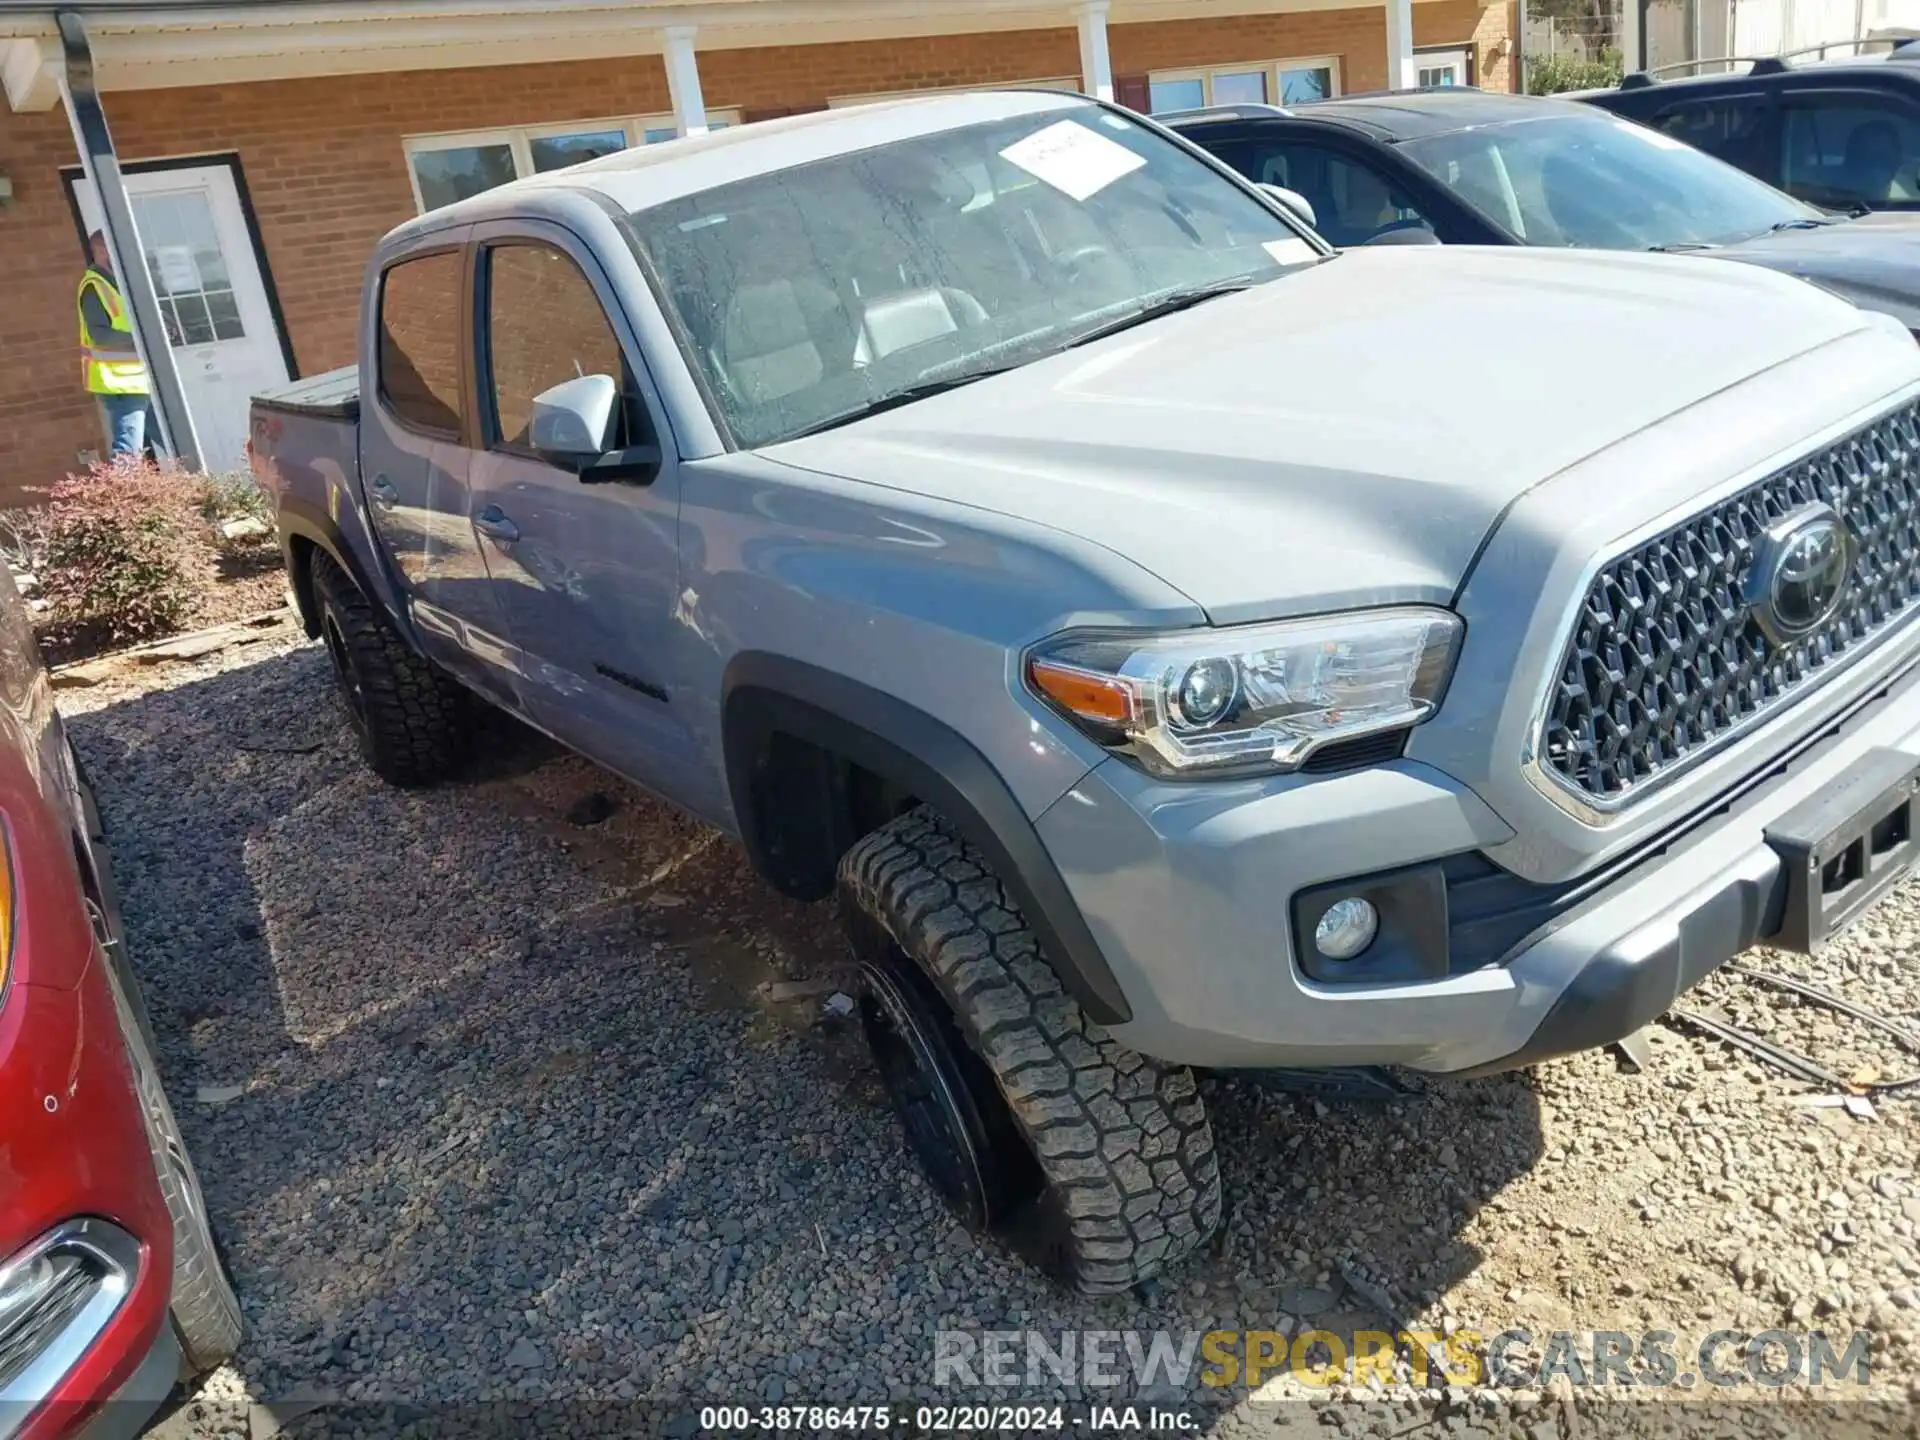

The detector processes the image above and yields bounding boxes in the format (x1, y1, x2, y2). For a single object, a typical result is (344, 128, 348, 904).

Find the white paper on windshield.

(1000, 120, 1146, 201)
(1262, 237, 1317, 267)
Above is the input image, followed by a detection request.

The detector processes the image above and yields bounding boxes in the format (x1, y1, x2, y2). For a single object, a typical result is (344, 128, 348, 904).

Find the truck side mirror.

(1258, 183, 1318, 232)
(529, 374, 618, 465)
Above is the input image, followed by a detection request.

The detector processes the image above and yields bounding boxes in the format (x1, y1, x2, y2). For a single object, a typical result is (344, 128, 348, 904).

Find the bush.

(41, 456, 213, 644)
(198, 468, 271, 530)
(198, 468, 276, 556)
(0, 507, 52, 582)
(1525, 52, 1623, 94)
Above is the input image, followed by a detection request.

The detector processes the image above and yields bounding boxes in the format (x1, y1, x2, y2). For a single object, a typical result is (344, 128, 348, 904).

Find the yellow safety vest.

(77, 269, 149, 396)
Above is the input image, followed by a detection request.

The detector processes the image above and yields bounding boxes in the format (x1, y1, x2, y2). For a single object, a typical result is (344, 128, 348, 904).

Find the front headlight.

(1026, 607, 1463, 778)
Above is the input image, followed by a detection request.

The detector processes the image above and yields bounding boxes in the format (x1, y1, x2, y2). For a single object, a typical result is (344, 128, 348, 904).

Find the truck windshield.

(627, 107, 1315, 448)
(1398, 112, 1826, 251)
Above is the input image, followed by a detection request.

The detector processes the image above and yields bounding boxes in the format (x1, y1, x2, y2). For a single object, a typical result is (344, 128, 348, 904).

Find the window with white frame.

(404, 112, 744, 212)
(1147, 60, 1340, 114)
(827, 79, 1079, 107)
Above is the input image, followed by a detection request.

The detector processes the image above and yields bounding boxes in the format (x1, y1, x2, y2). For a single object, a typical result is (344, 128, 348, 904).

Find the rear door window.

(1652, 93, 1772, 176)
(1777, 93, 1920, 208)
(1230, 140, 1436, 246)
(376, 250, 465, 435)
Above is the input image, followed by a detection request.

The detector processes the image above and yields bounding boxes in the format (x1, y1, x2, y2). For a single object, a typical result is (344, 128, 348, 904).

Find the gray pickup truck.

(251, 89, 1920, 1294)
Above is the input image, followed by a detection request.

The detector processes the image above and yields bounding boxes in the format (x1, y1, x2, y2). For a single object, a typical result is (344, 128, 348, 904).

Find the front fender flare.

(722, 654, 1131, 1026)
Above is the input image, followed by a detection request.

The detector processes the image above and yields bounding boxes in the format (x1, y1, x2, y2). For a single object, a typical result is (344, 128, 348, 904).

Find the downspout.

(55, 8, 202, 467)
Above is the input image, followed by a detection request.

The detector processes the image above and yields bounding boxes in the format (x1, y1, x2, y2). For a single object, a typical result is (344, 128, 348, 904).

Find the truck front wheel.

(838, 806, 1222, 1293)
(310, 553, 468, 787)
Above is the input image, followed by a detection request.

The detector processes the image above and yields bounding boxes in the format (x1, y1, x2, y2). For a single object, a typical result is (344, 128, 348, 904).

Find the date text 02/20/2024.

(697, 1404, 1192, 1431)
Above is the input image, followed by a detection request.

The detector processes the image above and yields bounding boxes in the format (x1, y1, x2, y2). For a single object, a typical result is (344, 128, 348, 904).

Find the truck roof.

(387, 87, 1087, 241)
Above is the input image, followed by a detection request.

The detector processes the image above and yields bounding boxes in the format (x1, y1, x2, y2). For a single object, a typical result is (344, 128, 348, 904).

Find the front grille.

(1540, 398, 1920, 801)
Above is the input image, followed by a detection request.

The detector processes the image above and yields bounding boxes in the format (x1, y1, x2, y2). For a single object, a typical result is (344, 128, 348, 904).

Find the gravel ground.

(58, 634, 1920, 1440)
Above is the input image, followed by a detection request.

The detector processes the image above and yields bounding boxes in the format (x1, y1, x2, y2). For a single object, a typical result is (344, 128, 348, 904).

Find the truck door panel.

(466, 222, 710, 813)
(361, 231, 522, 710)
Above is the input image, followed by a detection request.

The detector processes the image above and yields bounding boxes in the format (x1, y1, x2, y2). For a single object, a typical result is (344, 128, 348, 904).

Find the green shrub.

(1525, 52, 1623, 94)
(41, 457, 210, 643)
(198, 468, 272, 530)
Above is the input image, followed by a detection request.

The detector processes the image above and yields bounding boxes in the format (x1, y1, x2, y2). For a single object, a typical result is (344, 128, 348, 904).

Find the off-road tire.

(310, 552, 466, 786)
(839, 806, 1222, 1293)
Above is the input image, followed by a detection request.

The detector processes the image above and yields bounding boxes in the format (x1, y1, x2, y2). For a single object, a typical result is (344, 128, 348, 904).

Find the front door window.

(1653, 95, 1771, 174)
(483, 244, 647, 454)
(1243, 142, 1436, 247)
(1779, 95, 1920, 208)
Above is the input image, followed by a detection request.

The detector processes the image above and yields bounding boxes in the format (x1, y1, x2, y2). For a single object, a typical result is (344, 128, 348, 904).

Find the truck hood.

(767, 245, 1867, 623)
(1713, 211, 1920, 330)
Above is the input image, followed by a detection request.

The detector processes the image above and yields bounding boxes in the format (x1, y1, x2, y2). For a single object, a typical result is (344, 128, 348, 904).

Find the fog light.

(1313, 897, 1378, 960)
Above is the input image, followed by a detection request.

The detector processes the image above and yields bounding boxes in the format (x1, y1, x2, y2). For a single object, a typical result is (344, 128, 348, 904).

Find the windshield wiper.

(784, 362, 1024, 439)
(1771, 216, 1841, 231)
(1061, 277, 1263, 351)
(1648, 241, 1716, 252)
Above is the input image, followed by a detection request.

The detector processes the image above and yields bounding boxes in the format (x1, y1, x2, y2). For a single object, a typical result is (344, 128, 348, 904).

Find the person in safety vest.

(78, 230, 157, 457)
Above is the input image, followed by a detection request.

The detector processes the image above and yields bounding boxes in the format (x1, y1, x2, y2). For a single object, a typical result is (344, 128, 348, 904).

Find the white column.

(1384, 0, 1416, 89)
(1075, 0, 1114, 103)
(1619, 0, 1643, 75)
(662, 25, 708, 137)
(2, 38, 64, 112)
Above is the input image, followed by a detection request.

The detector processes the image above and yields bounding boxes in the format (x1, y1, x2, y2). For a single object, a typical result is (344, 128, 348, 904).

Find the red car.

(0, 565, 239, 1440)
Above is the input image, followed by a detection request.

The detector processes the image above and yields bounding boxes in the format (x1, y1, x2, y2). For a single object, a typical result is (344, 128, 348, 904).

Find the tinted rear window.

(378, 251, 465, 434)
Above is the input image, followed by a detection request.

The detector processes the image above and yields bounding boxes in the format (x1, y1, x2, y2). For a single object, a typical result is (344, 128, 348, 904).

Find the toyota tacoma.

(249, 90, 1920, 1294)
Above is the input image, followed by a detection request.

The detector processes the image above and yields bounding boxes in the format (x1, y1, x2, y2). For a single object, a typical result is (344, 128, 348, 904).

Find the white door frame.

(64, 153, 296, 472)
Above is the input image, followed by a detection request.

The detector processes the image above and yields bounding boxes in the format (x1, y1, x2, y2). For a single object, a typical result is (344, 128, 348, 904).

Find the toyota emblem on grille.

(1745, 503, 1853, 647)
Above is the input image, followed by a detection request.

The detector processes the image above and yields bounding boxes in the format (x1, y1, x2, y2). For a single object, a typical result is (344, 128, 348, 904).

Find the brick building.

(0, 0, 1510, 505)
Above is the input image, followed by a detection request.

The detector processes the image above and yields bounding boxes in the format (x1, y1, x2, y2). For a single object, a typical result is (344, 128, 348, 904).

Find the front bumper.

(1035, 639, 1920, 1075)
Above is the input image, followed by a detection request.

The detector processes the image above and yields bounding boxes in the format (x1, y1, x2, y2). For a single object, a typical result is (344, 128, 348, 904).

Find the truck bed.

(250, 362, 407, 626)
(253, 365, 358, 421)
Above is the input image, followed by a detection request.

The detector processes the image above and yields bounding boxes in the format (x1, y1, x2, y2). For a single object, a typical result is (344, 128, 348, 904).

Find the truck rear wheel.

(838, 806, 1222, 1294)
(310, 553, 467, 786)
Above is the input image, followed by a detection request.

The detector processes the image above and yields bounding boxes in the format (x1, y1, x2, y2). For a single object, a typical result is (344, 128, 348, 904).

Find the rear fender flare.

(275, 497, 416, 649)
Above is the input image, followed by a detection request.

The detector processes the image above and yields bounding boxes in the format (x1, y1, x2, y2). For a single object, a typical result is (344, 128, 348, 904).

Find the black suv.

(1582, 52, 1920, 212)
(1167, 89, 1920, 332)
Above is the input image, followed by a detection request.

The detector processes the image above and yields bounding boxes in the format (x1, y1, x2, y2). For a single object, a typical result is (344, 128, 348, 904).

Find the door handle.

(474, 505, 520, 544)
(368, 475, 398, 511)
